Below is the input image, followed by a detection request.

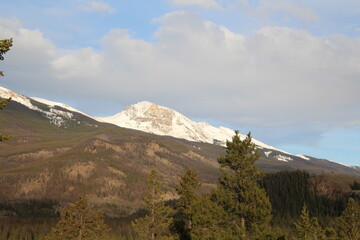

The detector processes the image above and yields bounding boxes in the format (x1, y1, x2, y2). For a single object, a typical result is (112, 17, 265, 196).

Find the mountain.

(0, 86, 359, 216)
(97, 101, 304, 161)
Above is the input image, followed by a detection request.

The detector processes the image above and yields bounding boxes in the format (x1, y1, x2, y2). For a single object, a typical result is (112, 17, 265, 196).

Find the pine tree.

(175, 169, 240, 240)
(335, 198, 360, 240)
(215, 131, 272, 238)
(294, 205, 325, 240)
(45, 196, 110, 240)
(132, 169, 175, 240)
(0, 38, 12, 76)
(175, 169, 201, 239)
(0, 38, 13, 141)
(190, 195, 240, 240)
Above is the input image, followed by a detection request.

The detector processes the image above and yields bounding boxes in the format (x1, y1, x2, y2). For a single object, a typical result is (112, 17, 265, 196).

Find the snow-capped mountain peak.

(97, 101, 291, 159)
(97, 101, 210, 141)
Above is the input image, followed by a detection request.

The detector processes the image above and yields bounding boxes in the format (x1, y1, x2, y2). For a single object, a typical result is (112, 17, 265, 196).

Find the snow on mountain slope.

(97, 101, 290, 156)
(0, 86, 40, 111)
(31, 97, 92, 118)
(0, 86, 94, 127)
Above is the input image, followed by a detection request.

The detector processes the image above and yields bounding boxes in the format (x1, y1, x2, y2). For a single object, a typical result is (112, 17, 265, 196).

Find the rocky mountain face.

(97, 101, 235, 145)
(0, 86, 359, 216)
(97, 101, 311, 162)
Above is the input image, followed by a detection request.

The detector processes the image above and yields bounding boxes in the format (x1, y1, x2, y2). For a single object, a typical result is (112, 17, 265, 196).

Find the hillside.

(0, 87, 359, 216)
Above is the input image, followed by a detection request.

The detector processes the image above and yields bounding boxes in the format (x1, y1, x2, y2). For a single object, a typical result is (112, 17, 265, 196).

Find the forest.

(0, 131, 359, 240)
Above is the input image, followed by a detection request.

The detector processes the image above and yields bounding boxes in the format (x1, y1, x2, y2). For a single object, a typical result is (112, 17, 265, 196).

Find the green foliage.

(132, 169, 175, 240)
(190, 194, 241, 240)
(215, 131, 272, 238)
(175, 169, 201, 239)
(335, 198, 360, 240)
(45, 195, 110, 240)
(0, 38, 13, 76)
(174, 169, 241, 240)
(0, 38, 12, 141)
(294, 205, 326, 240)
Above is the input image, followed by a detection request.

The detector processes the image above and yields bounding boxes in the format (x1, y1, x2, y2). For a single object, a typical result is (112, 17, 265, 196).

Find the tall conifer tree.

(336, 198, 360, 240)
(215, 131, 272, 238)
(132, 169, 175, 240)
(176, 169, 201, 239)
(175, 169, 239, 240)
(294, 205, 325, 240)
(45, 196, 110, 240)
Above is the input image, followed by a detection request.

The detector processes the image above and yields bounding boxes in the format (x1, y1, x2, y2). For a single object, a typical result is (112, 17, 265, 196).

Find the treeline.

(0, 199, 59, 218)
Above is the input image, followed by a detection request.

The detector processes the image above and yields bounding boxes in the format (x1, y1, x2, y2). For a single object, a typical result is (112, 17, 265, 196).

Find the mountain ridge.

(0, 85, 359, 170)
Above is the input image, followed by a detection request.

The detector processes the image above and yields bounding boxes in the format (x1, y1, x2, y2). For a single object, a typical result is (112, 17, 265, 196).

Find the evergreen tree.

(294, 205, 325, 240)
(132, 169, 175, 240)
(175, 169, 240, 240)
(0, 38, 12, 76)
(0, 38, 13, 142)
(175, 169, 201, 239)
(190, 195, 240, 240)
(45, 195, 110, 240)
(335, 198, 360, 240)
(215, 131, 272, 238)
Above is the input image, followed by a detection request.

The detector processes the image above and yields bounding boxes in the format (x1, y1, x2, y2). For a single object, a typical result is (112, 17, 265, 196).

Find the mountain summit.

(97, 101, 292, 155)
(97, 101, 234, 145)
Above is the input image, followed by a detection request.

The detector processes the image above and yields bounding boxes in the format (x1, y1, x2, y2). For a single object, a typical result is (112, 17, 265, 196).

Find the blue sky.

(1, 0, 360, 166)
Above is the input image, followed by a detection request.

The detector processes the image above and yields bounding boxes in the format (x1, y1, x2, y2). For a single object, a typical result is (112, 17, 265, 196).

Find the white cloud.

(2, 12, 360, 143)
(81, 1, 115, 14)
(169, 0, 222, 9)
(0, 18, 57, 89)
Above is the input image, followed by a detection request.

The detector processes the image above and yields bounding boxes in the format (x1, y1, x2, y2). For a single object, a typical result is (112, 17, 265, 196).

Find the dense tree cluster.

(258, 170, 347, 227)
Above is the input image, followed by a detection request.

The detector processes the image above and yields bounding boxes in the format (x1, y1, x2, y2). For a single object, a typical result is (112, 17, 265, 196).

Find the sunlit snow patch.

(264, 151, 272, 157)
(296, 154, 310, 161)
(276, 155, 293, 162)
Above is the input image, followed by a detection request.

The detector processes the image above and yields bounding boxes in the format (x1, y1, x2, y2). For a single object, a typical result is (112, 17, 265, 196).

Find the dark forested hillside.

(259, 171, 349, 228)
